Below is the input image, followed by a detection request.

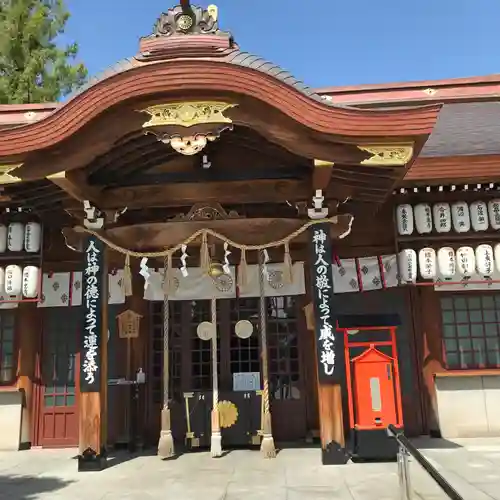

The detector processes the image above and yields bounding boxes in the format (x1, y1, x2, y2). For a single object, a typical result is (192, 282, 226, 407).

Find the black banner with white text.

(308, 223, 342, 384)
(80, 235, 105, 392)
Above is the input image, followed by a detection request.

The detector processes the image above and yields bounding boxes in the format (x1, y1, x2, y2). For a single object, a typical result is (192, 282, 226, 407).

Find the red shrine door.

(37, 307, 80, 447)
(352, 347, 398, 429)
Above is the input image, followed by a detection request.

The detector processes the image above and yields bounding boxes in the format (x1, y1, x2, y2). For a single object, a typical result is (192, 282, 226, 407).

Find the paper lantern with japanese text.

(470, 201, 489, 232)
(475, 244, 494, 276)
(414, 204, 433, 234)
(432, 203, 451, 233)
(5, 265, 22, 295)
(0, 225, 7, 253)
(456, 247, 475, 276)
(494, 244, 500, 273)
(488, 199, 500, 230)
(22, 266, 39, 298)
(24, 222, 41, 253)
(398, 249, 417, 283)
(451, 202, 471, 233)
(396, 204, 414, 235)
(418, 247, 437, 279)
(437, 247, 456, 278)
(7, 223, 24, 251)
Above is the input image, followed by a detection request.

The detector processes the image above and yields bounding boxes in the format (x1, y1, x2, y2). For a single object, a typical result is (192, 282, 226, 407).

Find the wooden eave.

(0, 57, 440, 165)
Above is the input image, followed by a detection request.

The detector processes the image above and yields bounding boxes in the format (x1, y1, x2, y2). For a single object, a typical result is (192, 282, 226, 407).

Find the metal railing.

(387, 424, 464, 500)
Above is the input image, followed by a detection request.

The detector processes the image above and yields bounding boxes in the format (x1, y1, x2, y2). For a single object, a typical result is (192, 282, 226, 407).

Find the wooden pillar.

(16, 303, 40, 448)
(78, 235, 108, 471)
(308, 222, 348, 465)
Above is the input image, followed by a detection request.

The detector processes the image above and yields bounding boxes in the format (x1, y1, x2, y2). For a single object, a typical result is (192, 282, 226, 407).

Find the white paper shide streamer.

(180, 245, 189, 277)
(223, 242, 231, 274)
(456, 247, 475, 276)
(451, 202, 471, 233)
(470, 201, 489, 232)
(414, 204, 433, 234)
(398, 249, 417, 283)
(418, 247, 437, 279)
(488, 199, 500, 230)
(5, 265, 22, 295)
(475, 244, 494, 277)
(396, 204, 414, 235)
(139, 257, 150, 290)
(437, 247, 456, 279)
(22, 266, 39, 298)
(262, 249, 270, 280)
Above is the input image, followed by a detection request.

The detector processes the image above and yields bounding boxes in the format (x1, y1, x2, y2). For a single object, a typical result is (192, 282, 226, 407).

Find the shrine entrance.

(149, 295, 308, 445)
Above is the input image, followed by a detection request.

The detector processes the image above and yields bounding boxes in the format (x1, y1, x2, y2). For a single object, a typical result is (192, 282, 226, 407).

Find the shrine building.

(0, 1, 499, 470)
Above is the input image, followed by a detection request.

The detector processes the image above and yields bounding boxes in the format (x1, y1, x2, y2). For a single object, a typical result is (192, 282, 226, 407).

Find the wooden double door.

(149, 296, 308, 443)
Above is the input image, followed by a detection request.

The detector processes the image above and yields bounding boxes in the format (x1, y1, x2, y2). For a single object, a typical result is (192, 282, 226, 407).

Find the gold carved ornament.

(140, 101, 236, 156)
(357, 144, 413, 166)
(0, 164, 23, 185)
(218, 400, 238, 428)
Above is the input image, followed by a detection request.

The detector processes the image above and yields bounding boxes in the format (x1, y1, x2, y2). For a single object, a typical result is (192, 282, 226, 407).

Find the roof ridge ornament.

(148, 2, 232, 41)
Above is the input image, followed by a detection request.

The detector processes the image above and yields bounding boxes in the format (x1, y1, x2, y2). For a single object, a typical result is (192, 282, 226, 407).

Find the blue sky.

(63, 0, 500, 88)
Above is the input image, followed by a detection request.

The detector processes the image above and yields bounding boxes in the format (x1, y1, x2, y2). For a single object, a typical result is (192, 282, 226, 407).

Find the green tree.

(0, 0, 87, 104)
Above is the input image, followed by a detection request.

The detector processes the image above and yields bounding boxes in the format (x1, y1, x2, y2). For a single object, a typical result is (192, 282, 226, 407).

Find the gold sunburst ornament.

(218, 400, 238, 428)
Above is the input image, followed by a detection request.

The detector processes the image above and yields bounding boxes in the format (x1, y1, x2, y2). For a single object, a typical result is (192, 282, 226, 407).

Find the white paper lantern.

(456, 247, 475, 276)
(24, 222, 41, 253)
(398, 249, 417, 283)
(0, 225, 7, 253)
(432, 203, 451, 233)
(437, 247, 456, 278)
(495, 244, 500, 273)
(5, 265, 22, 295)
(475, 244, 494, 277)
(7, 223, 24, 251)
(470, 201, 489, 232)
(396, 204, 414, 235)
(488, 199, 500, 230)
(414, 204, 433, 234)
(418, 247, 437, 279)
(451, 201, 471, 233)
(22, 266, 39, 298)
(0, 267, 4, 294)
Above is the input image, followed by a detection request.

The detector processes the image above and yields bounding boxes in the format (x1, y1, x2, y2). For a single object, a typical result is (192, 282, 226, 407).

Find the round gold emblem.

(213, 273, 233, 292)
(268, 270, 284, 290)
(177, 14, 193, 31)
(218, 400, 238, 428)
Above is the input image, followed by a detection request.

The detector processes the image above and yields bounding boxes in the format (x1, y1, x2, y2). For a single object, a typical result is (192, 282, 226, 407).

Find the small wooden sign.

(116, 309, 142, 339)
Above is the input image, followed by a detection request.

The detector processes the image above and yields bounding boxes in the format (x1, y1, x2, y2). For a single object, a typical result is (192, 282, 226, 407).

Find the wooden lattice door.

(38, 307, 79, 447)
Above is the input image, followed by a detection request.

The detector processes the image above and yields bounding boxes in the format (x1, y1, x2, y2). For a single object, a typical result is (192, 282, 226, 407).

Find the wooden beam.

(101, 179, 312, 209)
(313, 160, 334, 191)
(47, 170, 102, 205)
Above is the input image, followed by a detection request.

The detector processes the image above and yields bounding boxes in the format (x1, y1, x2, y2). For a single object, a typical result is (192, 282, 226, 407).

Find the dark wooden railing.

(387, 425, 464, 500)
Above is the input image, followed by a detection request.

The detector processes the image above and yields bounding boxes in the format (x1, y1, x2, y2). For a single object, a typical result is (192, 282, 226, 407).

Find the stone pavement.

(0, 438, 499, 500)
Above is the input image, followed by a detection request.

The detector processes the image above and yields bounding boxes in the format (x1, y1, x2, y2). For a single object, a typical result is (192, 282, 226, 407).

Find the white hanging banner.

(71, 270, 126, 306)
(238, 262, 305, 298)
(380, 254, 399, 288)
(144, 266, 237, 301)
(358, 257, 383, 291)
(331, 258, 359, 294)
(37, 272, 71, 307)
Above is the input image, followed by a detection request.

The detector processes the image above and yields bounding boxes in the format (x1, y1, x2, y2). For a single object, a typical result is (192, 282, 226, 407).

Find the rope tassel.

(158, 254, 175, 459)
(210, 297, 222, 458)
(258, 250, 276, 458)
